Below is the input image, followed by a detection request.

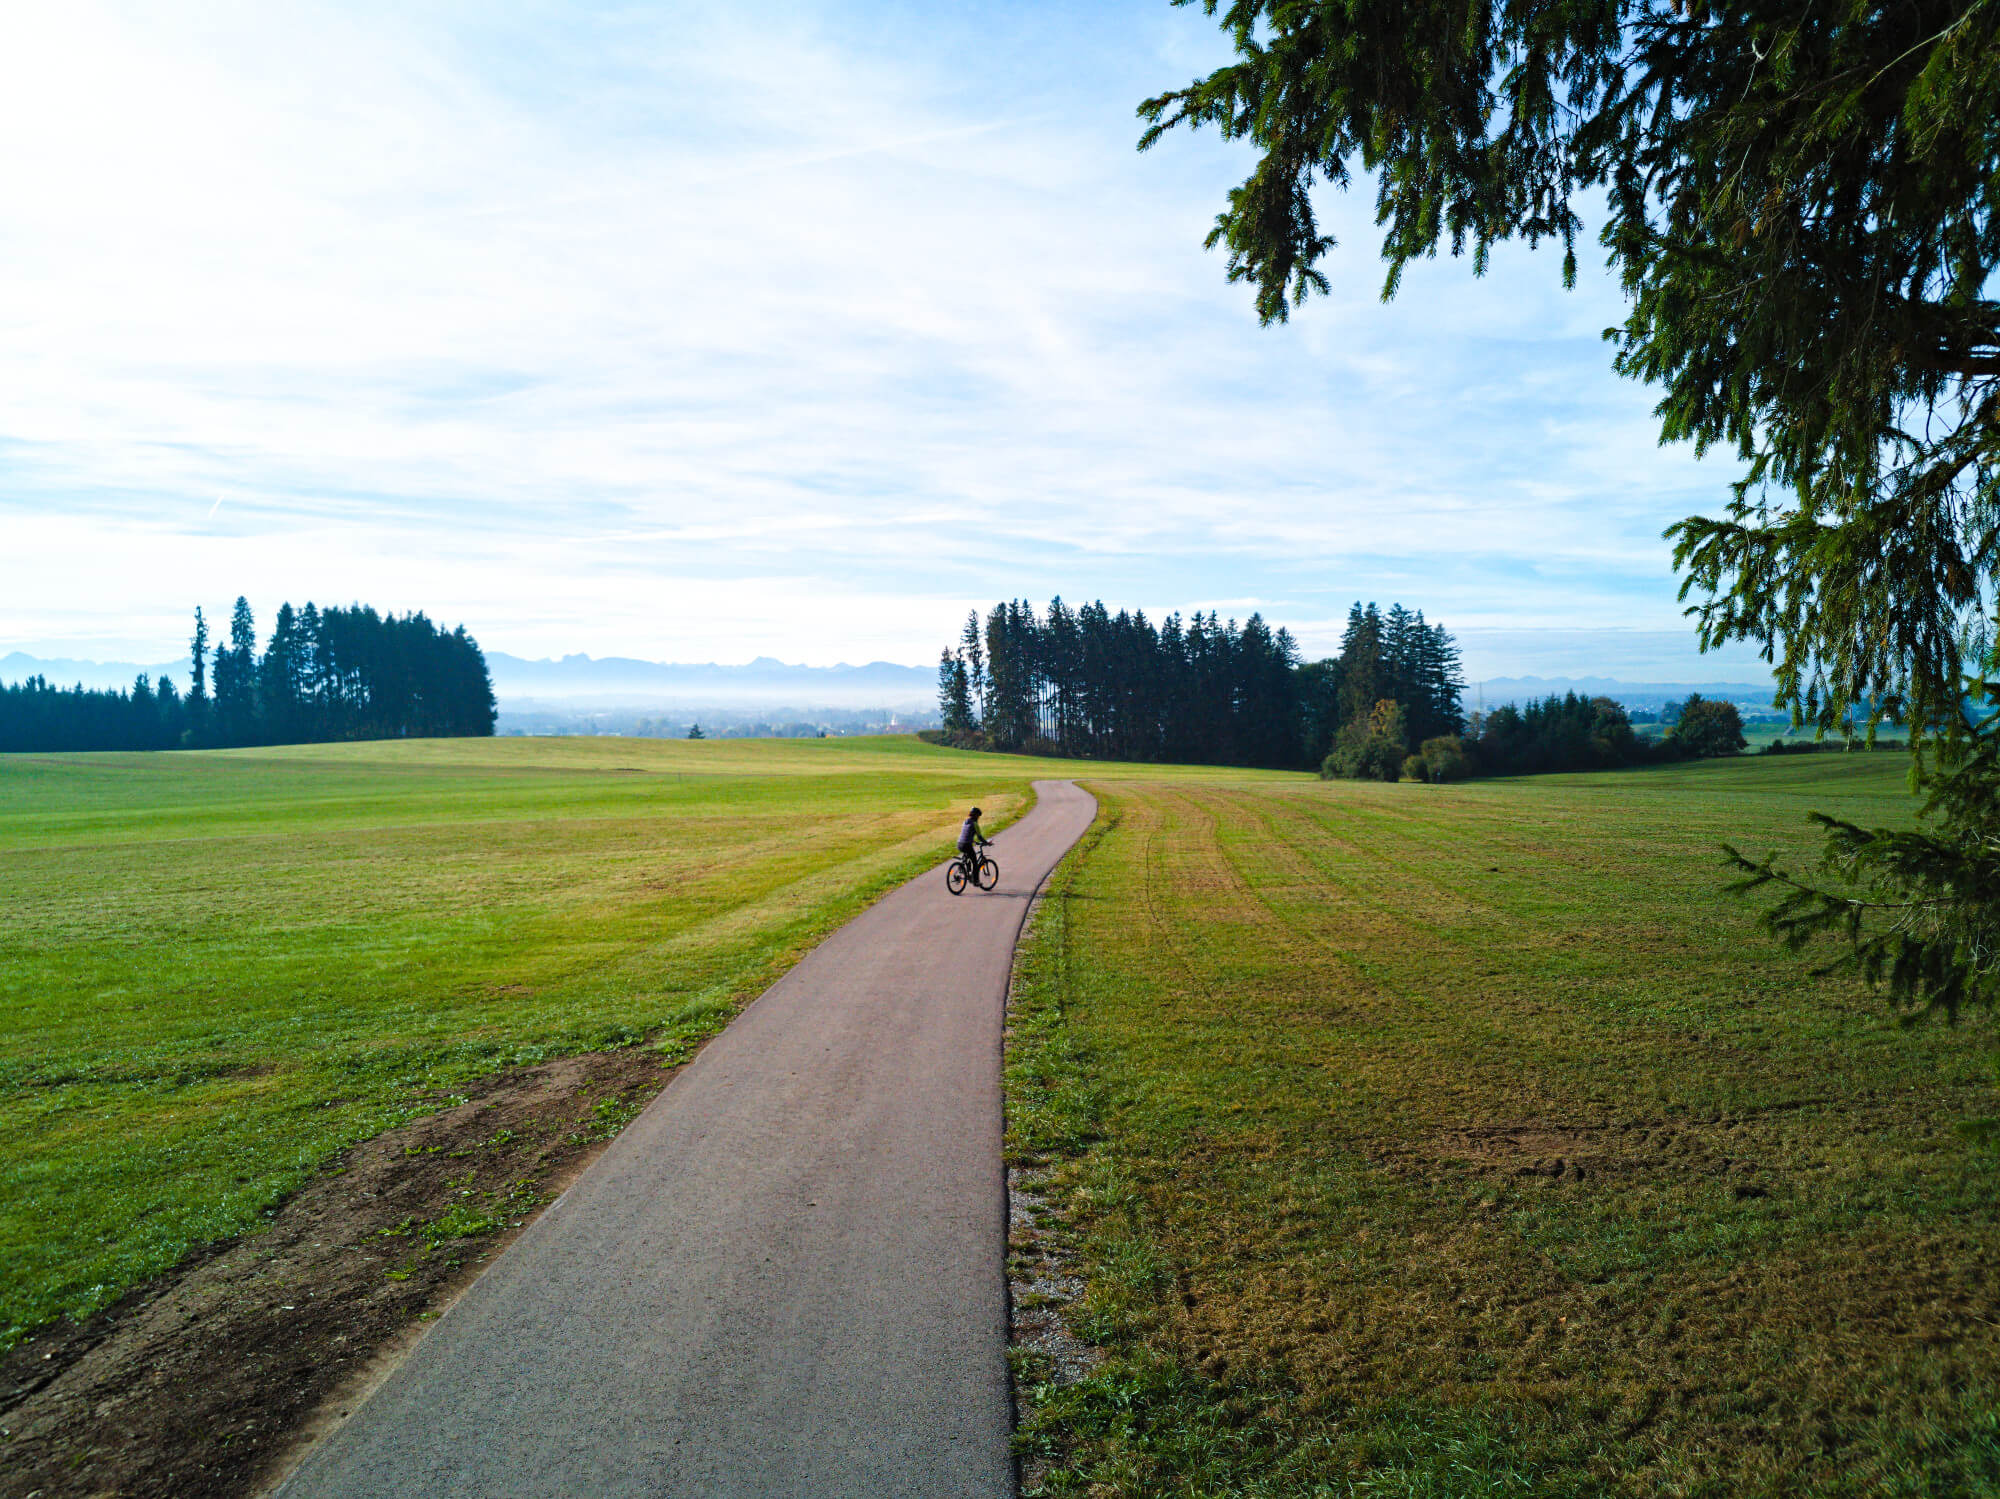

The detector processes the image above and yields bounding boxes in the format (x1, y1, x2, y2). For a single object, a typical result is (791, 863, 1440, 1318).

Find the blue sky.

(0, 0, 1776, 685)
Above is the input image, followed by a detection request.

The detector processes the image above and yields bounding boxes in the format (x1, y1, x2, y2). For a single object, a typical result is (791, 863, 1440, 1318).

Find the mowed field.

(7, 737, 1996, 1498)
(0, 734, 1284, 1354)
(0, 735, 1074, 1348)
(1007, 755, 2000, 1497)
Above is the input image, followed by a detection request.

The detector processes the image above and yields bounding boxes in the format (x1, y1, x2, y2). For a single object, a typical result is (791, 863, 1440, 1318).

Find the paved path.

(279, 779, 1097, 1499)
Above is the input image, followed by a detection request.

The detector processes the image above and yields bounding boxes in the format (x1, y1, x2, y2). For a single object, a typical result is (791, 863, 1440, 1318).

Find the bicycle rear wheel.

(976, 854, 999, 890)
(946, 861, 968, 895)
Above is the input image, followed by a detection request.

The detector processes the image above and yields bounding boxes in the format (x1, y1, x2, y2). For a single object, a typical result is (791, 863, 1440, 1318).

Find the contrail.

(207, 495, 223, 518)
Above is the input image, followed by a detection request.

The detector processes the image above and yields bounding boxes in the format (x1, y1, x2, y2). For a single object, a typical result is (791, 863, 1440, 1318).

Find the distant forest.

(0, 598, 496, 753)
(935, 599, 1747, 779)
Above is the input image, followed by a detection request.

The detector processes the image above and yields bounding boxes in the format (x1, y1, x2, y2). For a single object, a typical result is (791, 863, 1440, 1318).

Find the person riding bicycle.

(957, 806, 989, 870)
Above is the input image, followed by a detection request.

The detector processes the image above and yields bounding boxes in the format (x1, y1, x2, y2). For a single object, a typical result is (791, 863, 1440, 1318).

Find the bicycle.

(945, 841, 999, 895)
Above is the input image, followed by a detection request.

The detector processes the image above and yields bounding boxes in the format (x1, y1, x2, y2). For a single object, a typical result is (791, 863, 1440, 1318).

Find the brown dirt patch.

(1383, 1116, 1781, 1193)
(0, 1045, 675, 1499)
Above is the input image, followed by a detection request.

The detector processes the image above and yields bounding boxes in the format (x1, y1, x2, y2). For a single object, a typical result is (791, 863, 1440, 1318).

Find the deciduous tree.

(1672, 696, 1749, 758)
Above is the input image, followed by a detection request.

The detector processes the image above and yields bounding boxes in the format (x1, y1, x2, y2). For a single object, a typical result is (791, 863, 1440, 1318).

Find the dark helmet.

(969, 806, 983, 818)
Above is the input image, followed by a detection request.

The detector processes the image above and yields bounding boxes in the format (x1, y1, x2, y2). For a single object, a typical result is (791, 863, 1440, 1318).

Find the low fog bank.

(485, 653, 935, 708)
(496, 700, 938, 740)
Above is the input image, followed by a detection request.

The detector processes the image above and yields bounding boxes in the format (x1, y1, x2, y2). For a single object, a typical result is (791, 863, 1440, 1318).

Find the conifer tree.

(1335, 604, 1384, 738)
(211, 596, 258, 746)
(155, 674, 183, 745)
(229, 596, 255, 656)
(937, 649, 975, 739)
(260, 602, 302, 742)
(298, 602, 326, 734)
(959, 613, 986, 723)
(1139, 0, 2000, 1022)
(187, 606, 210, 743)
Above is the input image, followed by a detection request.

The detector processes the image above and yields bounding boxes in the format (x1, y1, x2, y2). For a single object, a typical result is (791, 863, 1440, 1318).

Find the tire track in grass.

(1258, 785, 1519, 935)
(1129, 787, 1235, 1014)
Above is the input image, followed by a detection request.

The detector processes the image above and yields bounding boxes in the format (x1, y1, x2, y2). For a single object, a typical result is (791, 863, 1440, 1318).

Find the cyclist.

(956, 806, 989, 874)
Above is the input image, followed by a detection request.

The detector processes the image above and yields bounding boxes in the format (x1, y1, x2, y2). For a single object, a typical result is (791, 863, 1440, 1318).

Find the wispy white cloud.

(0, 0, 1749, 677)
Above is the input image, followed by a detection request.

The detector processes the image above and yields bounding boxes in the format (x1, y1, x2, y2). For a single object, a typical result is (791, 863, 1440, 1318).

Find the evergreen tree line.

(935, 599, 1466, 772)
(1466, 692, 1745, 780)
(0, 597, 497, 753)
(935, 598, 1752, 779)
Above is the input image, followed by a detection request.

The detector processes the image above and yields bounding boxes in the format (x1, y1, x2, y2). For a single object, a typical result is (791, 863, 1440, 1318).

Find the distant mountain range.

(0, 651, 191, 692)
(1471, 675, 1779, 710)
(2, 652, 1778, 714)
(484, 653, 935, 707)
(0, 649, 937, 709)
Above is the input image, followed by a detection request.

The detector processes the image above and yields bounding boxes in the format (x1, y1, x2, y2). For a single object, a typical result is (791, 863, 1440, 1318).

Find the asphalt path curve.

(279, 778, 1097, 1499)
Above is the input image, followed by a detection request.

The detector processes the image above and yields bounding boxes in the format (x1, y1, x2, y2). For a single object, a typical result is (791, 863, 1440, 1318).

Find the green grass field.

(0, 734, 1286, 1350)
(0, 736, 1050, 1347)
(8, 737, 1995, 1497)
(1737, 721, 1910, 752)
(1007, 754, 2000, 1497)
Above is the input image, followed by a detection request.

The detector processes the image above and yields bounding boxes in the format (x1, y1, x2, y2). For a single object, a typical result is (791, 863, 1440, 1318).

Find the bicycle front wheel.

(976, 855, 999, 890)
(946, 862, 968, 895)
